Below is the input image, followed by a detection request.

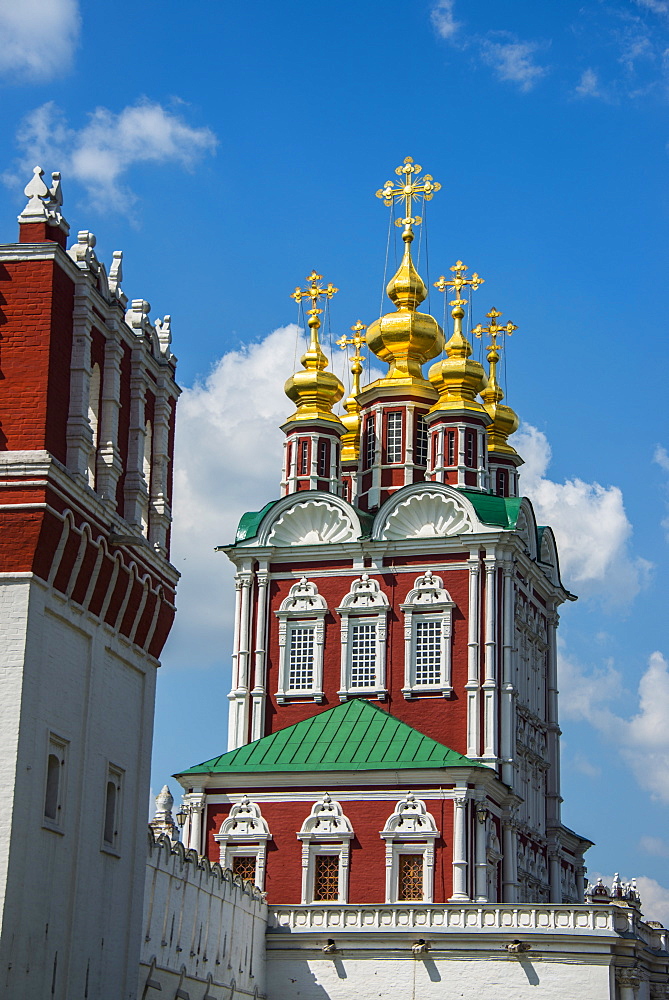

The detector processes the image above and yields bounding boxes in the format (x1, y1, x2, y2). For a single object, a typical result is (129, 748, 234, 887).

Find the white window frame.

(275, 577, 328, 703)
(401, 571, 455, 699)
(386, 410, 403, 464)
(381, 794, 439, 903)
(101, 762, 124, 856)
(43, 731, 69, 834)
(336, 574, 389, 702)
(214, 795, 271, 890)
(299, 794, 354, 904)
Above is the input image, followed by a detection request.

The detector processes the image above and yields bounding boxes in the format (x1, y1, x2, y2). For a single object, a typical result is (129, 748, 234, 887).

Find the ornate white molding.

(214, 795, 271, 889)
(378, 491, 474, 540)
(299, 794, 353, 904)
(400, 571, 455, 699)
(267, 499, 358, 546)
(275, 578, 328, 703)
(299, 794, 354, 841)
(381, 794, 439, 839)
(336, 575, 389, 701)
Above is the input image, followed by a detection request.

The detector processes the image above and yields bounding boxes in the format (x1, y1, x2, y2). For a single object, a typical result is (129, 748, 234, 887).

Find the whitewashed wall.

(140, 833, 268, 999)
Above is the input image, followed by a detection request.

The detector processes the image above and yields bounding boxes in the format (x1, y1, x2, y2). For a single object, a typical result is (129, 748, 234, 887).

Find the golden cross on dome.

(376, 156, 441, 229)
(472, 307, 518, 349)
(290, 270, 339, 313)
(434, 261, 485, 306)
(336, 320, 367, 359)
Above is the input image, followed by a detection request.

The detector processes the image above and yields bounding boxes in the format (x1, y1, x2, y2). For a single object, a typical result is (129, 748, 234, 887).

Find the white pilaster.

(500, 557, 516, 787)
(502, 818, 518, 902)
(482, 554, 497, 761)
(65, 287, 94, 479)
(450, 791, 469, 901)
(466, 553, 481, 758)
(96, 333, 124, 507)
(474, 799, 488, 902)
(250, 565, 269, 742)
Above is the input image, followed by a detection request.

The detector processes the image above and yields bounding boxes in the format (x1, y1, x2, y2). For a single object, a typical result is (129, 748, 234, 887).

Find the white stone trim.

(298, 795, 354, 904)
(336, 575, 389, 701)
(214, 795, 271, 890)
(381, 794, 439, 904)
(400, 571, 454, 698)
(275, 578, 328, 703)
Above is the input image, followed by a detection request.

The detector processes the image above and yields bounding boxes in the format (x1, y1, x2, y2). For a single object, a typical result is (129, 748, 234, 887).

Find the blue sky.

(2, 0, 669, 917)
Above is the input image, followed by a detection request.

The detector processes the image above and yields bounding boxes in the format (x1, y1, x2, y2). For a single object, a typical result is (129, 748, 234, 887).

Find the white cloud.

(480, 35, 548, 92)
(575, 68, 602, 97)
(653, 445, 669, 540)
(516, 424, 651, 606)
(6, 99, 217, 212)
(635, 0, 669, 15)
(640, 835, 669, 858)
(0, 0, 80, 80)
(430, 1, 460, 41)
(559, 649, 669, 804)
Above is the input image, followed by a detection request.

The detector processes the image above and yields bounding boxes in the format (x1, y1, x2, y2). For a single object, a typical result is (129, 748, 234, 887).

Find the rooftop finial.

(284, 271, 344, 423)
(290, 270, 338, 365)
(19, 166, 69, 235)
(473, 307, 521, 456)
(376, 156, 441, 231)
(337, 321, 368, 464)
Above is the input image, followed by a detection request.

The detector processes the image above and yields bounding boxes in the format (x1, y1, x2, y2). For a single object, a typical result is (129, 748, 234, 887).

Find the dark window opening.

(447, 430, 456, 466)
(44, 754, 60, 820)
(386, 411, 403, 464)
(415, 415, 428, 467)
(317, 439, 329, 478)
(465, 430, 477, 468)
(103, 780, 117, 845)
(299, 440, 309, 476)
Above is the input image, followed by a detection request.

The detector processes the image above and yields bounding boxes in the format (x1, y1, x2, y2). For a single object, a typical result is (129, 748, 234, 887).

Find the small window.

(414, 618, 442, 686)
(447, 430, 456, 466)
(386, 411, 403, 464)
(349, 621, 377, 689)
(398, 853, 424, 901)
(287, 624, 316, 692)
(415, 415, 428, 467)
(43, 733, 68, 830)
(317, 439, 329, 478)
(465, 430, 477, 468)
(299, 440, 309, 476)
(285, 442, 292, 477)
(496, 468, 508, 497)
(364, 417, 376, 470)
(314, 854, 340, 901)
(276, 578, 328, 703)
(232, 855, 257, 883)
(102, 764, 123, 853)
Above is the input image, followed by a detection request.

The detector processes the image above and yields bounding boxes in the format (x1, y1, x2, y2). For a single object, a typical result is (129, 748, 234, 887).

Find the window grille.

(299, 440, 309, 476)
(318, 439, 329, 478)
(447, 430, 456, 466)
(386, 411, 403, 464)
(350, 622, 377, 688)
(288, 625, 315, 691)
(415, 415, 428, 467)
(414, 618, 441, 685)
(314, 854, 340, 901)
(364, 417, 376, 469)
(232, 855, 257, 882)
(465, 430, 477, 468)
(398, 853, 424, 901)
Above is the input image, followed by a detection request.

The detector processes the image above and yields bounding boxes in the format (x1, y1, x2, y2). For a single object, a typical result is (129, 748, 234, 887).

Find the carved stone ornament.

(381, 793, 439, 839)
(299, 794, 354, 840)
(268, 499, 359, 546)
(337, 573, 389, 611)
(379, 491, 474, 540)
(215, 795, 270, 842)
(401, 569, 453, 608)
(278, 577, 328, 614)
(19, 165, 70, 232)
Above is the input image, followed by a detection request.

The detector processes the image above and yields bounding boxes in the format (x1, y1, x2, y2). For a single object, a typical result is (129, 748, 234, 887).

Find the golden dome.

(365, 227, 444, 386)
(427, 299, 488, 416)
(337, 321, 366, 463)
(481, 344, 520, 456)
(284, 309, 345, 424)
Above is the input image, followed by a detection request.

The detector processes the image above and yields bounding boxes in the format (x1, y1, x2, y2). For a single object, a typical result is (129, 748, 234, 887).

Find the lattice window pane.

(350, 622, 377, 688)
(415, 415, 428, 467)
(447, 429, 456, 466)
(288, 626, 315, 691)
(365, 418, 376, 469)
(414, 618, 441, 686)
(318, 439, 329, 478)
(398, 853, 424, 901)
(314, 854, 340, 901)
(232, 855, 256, 883)
(386, 411, 403, 464)
(299, 440, 309, 475)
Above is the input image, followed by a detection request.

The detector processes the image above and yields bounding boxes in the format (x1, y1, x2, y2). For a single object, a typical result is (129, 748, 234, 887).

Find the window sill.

(402, 686, 453, 700)
(338, 689, 387, 703)
(100, 844, 121, 858)
(276, 692, 324, 705)
(42, 819, 64, 836)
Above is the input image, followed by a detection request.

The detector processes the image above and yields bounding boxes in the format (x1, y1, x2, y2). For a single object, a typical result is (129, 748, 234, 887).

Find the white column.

(466, 553, 481, 758)
(123, 346, 148, 529)
(615, 969, 640, 1000)
(250, 566, 269, 742)
(450, 792, 470, 901)
(404, 406, 414, 485)
(65, 287, 94, 478)
(548, 848, 562, 904)
(500, 557, 516, 787)
(148, 385, 173, 553)
(502, 818, 518, 902)
(474, 799, 488, 902)
(482, 554, 498, 761)
(97, 333, 124, 507)
(186, 792, 206, 855)
(227, 572, 246, 751)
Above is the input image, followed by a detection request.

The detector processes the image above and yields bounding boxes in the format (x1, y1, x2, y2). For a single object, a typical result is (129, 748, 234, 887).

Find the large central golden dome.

(365, 227, 444, 386)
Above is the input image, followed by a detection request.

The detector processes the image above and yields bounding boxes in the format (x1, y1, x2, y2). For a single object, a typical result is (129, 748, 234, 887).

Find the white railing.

(269, 903, 626, 936)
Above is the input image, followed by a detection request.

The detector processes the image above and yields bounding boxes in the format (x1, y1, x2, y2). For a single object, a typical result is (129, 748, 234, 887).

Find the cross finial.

(434, 261, 485, 307)
(290, 270, 339, 313)
(472, 307, 518, 351)
(336, 320, 367, 360)
(376, 156, 441, 229)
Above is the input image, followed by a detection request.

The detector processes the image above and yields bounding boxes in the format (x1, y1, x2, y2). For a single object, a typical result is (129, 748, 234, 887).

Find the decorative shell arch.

(374, 484, 483, 541)
(258, 495, 362, 547)
(514, 498, 538, 560)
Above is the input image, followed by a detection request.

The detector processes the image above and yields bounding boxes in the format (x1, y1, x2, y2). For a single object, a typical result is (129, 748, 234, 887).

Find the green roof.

(235, 501, 278, 542)
(457, 489, 522, 529)
(177, 699, 486, 776)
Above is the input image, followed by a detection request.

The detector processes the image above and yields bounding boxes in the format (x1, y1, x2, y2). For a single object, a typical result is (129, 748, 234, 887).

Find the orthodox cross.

(434, 260, 485, 307)
(376, 156, 441, 229)
(472, 307, 518, 350)
(336, 320, 367, 359)
(291, 270, 339, 317)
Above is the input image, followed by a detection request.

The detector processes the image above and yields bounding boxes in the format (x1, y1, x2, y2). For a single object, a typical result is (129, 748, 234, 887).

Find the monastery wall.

(139, 833, 268, 999)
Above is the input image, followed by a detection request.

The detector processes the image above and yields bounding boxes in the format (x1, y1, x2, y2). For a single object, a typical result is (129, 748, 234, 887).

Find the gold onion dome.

(428, 297, 488, 415)
(475, 308, 520, 455)
(284, 271, 344, 424)
(337, 322, 366, 462)
(365, 227, 444, 384)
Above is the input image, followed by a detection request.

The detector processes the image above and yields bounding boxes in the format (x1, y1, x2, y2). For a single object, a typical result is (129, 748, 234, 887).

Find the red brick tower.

(176, 157, 591, 909)
(0, 168, 180, 999)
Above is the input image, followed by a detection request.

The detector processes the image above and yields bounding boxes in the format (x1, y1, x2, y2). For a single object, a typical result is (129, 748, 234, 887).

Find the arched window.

(214, 795, 271, 889)
(87, 363, 101, 486)
(336, 574, 389, 701)
(381, 794, 439, 903)
(400, 571, 455, 699)
(275, 578, 328, 703)
(299, 794, 353, 904)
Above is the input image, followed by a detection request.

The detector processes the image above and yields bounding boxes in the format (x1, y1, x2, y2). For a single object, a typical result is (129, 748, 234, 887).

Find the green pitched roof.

(457, 489, 522, 529)
(177, 699, 486, 776)
(235, 501, 278, 542)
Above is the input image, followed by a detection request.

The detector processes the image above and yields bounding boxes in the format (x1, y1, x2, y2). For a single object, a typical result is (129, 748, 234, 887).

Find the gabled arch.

(514, 498, 538, 560)
(254, 492, 362, 547)
(373, 482, 488, 541)
(538, 526, 563, 588)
